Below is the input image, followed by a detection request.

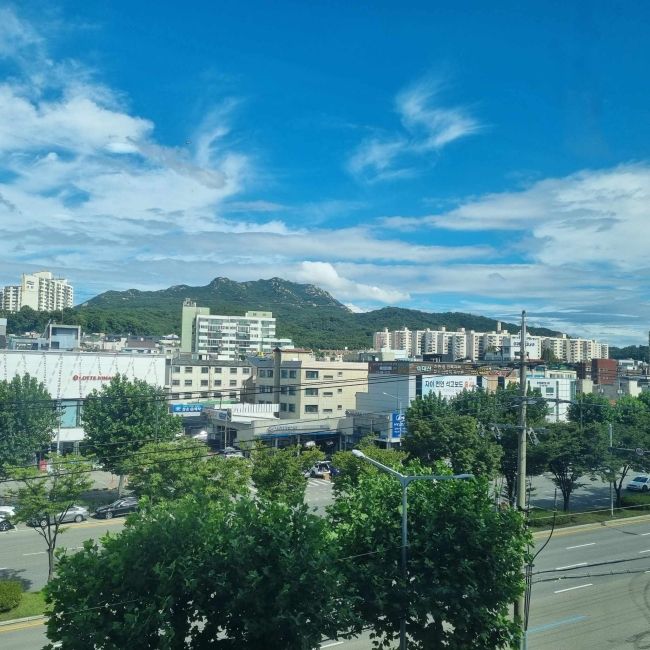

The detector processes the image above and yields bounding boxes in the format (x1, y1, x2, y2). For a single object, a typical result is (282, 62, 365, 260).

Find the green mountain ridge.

(4, 277, 562, 350)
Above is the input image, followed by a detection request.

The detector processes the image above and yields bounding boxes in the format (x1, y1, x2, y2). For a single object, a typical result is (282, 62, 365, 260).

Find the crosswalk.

(307, 479, 333, 490)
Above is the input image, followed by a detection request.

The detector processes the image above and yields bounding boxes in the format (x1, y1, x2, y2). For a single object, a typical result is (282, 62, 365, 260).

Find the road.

(528, 515, 650, 648)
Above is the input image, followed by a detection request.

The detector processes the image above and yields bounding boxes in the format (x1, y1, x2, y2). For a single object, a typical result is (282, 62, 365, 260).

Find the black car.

(0, 519, 14, 532)
(94, 496, 138, 519)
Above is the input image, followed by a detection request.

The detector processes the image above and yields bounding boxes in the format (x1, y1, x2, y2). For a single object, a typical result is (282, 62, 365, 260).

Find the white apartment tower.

(2, 271, 73, 312)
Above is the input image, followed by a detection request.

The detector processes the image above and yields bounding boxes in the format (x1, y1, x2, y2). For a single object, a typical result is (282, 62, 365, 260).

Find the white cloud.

(347, 77, 481, 182)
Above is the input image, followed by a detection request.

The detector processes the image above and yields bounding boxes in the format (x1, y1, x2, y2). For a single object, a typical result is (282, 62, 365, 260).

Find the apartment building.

(2, 271, 73, 312)
(168, 355, 254, 401)
(250, 348, 368, 419)
(374, 325, 608, 363)
(180, 299, 293, 360)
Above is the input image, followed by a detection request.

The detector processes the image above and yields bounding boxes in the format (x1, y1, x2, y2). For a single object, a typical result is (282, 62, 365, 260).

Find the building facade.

(250, 348, 368, 420)
(180, 300, 293, 360)
(2, 271, 73, 313)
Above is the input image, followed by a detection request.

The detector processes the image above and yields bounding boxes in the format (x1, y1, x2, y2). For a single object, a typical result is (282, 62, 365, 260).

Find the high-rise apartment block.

(373, 325, 608, 363)
(180, 299, 293, 360)
(1, 271, 73, 313)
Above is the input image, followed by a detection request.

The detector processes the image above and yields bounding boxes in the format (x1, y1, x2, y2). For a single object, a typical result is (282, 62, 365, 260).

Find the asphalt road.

(0, 517, 125, 591)
(528, 515, 650, 648)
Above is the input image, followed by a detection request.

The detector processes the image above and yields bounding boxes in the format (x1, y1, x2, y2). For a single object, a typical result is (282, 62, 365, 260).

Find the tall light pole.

(352, 449, 473, 650)
(515, 309, 528, 649)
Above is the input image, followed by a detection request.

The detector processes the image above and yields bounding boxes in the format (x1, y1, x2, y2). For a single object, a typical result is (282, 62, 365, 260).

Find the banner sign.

(391, 411, 407, 438)
(421, 375, 477, 399)
(172, 404, 204, 413)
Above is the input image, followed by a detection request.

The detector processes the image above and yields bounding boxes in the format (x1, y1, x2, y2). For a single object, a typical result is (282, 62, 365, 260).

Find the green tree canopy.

(568, 392, 614, 425)
(80, 375, 181, 493)
(0, 374, 58, 475)
(403, 411, 502, 478)
(123, 438, 251, 504)
(9, 454, 92, 581)
(328, 459, 529, 649)
(536, 422, 607, 511)
(44, 497, 346, 649)
(250, 443, 324, 506)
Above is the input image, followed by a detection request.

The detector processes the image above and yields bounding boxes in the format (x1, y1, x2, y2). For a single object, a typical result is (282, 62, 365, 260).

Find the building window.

(337, 371, 343, 377)
(281, 369, 288, 379)
(201, 367, 209, 374)
(323, 408, 333, 413)
(305, 388, 319, 396)
(214, 380, 222, 386)
(288, 403, 296, 413)
(280, 386, 287, 395)
(288, 387, 296, 396)
(184, 380, 192, 386)
(229, 392, 237, 399)
(214, 367, 222, 373)
(242, 367, 251, 375)
(280, 403, 287, 412)
(324, 374, 333, 380)
(185, 367, 193, 373)
(172, 366, 180, 373)
(305, 405, 318, 413)
(172, 379, 180, 386)
(201, 380, 208, 387)
(545, 387, 554, 395)
(230, 367, 237, 374)
(289, 370, 297, 379)
(305, 371, 319, 379)
(323, 391, 333, 397)
(229, 380, 237, 387)
(337, 388, 343, 394)
(337, 405, 342, 410)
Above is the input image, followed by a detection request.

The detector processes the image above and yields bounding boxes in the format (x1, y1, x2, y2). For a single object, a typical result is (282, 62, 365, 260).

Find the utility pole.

(609, 422, 614, 517)
(515, 309, 528, 649)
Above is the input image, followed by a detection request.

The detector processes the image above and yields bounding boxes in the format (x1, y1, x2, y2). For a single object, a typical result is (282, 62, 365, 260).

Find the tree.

(403, 412, 502, 477)
(328, 459, 530, 649)
(541, 348, 560, 363)
(81, 375, 181, 494)
(0, 374, 58, 476)
(44, 497, 346, 649)
(250, 443, 324, 505)
(568, 392, 614, 425)
(9, 454, 92, 581)
(123, 438, 251, 503)
(450, 385, 548, 503)
(536, 422, 607, 511)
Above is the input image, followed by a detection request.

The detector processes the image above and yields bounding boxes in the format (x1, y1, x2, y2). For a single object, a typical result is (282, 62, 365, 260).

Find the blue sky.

(0, 1, 649, 345)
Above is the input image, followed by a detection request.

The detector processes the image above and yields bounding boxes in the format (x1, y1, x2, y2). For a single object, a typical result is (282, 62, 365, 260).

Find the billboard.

(391, 411, 407, 438)
(172, 404, 204, 414)
(421, 375, 477, 400)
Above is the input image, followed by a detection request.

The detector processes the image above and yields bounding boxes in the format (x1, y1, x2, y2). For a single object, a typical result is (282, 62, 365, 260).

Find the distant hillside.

(3, 276, 561, 349)
(610, 345, 649, 361)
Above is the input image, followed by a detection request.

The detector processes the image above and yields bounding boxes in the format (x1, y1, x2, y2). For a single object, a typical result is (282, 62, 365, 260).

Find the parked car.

(27, 505, 89, 527)
(0, 506, 16, 520)
(0, 519, 14, 532)
(94, 496, 138, 519)
(627, 476, 650, 492)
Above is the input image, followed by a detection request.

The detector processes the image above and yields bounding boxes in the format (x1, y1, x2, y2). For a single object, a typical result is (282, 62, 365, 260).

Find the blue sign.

(172, 404, 204, 413)
(391, 411, 407, 438)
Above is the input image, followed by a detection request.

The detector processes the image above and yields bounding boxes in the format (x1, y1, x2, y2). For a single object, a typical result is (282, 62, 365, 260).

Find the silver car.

(29, 505, 89, 527)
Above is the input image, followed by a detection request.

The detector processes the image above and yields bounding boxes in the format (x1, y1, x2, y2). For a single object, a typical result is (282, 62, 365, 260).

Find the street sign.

(391, 411, 407, 438)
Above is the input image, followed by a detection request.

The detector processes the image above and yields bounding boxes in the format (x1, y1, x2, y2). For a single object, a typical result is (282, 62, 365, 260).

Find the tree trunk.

(47, 546, 55, 581)
(117, 473, 126, 496)
(562, 491, 571, 512)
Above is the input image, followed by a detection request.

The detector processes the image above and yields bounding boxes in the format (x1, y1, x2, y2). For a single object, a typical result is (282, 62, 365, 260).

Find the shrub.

(0, 580, 22, 612)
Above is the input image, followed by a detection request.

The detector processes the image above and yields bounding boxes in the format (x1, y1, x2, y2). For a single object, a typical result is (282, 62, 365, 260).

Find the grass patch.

(528, 499, 650, 530)
(0, 591, 46, 622)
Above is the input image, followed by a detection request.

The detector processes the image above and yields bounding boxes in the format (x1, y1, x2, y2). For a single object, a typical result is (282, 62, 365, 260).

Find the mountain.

(4, 277, 561, 349)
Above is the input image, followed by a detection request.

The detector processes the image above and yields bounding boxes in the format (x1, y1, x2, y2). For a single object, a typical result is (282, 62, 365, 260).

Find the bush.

(0, 580, 22, 612)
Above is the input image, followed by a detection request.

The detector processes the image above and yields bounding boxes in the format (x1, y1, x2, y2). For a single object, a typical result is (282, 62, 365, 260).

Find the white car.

(0, 506, 15, 520)
(627, 476, 650, 492)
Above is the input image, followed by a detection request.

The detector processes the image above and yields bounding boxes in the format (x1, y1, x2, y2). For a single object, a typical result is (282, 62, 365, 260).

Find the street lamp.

(352, 449, 473, 650)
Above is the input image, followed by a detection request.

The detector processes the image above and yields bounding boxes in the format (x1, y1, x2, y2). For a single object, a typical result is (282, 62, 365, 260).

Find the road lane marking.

(0, 619, 45, 634)
(321, 643, 344, 648)
(22, 551, 46, 556)
(554, 583, 593, 594)
(528, 615, 588, 634)
(639, 549, 650, 554)
(566, 543, 596, 550)
(555, 562, 587, 570)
